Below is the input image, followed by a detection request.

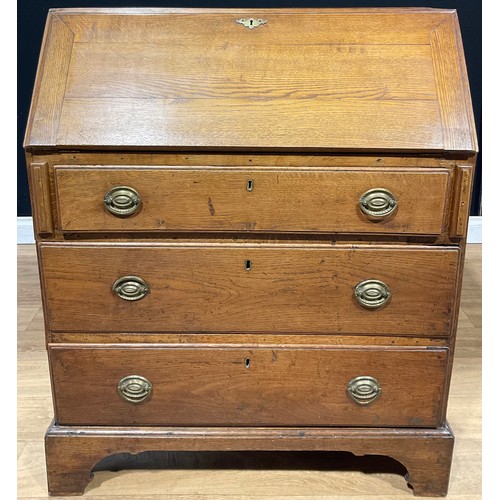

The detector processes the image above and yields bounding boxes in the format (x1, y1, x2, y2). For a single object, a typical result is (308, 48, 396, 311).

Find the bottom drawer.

(50, 345, 448, 427)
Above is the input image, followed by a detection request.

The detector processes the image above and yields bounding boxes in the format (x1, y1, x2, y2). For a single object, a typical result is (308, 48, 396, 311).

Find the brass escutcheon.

(112, 276, 150, 301)
(104, 185, 141, 217)
(359, 188, 397, 221)
(236, 18, 268, 29)
(347, 376, 381, 405)
(117, 375, 152, 404)
(354, 279, 391, 309)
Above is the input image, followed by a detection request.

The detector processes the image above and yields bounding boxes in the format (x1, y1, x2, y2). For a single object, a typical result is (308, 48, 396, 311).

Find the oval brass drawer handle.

(354, 279, 391, 309)
(347, 376, 381, 405)
(104, 185, 142, 216)
(112, 276, 150, 301)
(359, 188, 397, 221)
(117, 375, 152, 404)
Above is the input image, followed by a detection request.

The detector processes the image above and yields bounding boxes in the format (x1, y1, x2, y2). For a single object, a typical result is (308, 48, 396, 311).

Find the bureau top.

(25, 8, 477, 154)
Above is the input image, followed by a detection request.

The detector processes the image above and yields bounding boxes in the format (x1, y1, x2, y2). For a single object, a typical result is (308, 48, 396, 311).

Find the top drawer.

(54, 166, 450, 235)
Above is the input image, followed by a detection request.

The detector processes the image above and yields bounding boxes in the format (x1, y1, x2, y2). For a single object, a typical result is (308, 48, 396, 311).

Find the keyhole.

(244, 358, 251, 368)
(246, 179, 254, 192)
(245, 259, 252, 271)
(249, 19, 254, 26)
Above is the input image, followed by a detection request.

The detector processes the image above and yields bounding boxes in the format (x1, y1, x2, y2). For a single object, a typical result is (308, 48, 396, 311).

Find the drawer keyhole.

(244, 358, 251, 368)
(245, 259, 252, 271)
(246, 179, 254, 192)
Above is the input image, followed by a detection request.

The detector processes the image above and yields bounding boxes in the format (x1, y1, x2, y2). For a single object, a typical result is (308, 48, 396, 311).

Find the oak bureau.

(24, 8, 477, 497)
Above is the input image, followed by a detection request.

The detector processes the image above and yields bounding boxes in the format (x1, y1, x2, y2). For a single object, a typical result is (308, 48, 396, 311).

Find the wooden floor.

(17, 244, 482, 499)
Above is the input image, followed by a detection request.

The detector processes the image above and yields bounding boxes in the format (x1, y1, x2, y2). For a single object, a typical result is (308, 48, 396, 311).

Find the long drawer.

(54, 166, 450, 234)
(40, 243, 459, 336)
(50, 345, 449, 427)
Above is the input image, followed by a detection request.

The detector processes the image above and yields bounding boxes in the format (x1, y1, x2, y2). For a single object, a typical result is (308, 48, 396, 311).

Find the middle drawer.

(40, 243, 459, 336)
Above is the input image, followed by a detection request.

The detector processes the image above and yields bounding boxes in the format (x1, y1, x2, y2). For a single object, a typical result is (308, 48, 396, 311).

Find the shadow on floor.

(94, 450, 408, 476)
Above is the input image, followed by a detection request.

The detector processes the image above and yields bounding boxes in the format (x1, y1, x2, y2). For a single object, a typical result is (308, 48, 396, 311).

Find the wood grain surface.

(20, 7, 479, 498)
(33, 151, 471, 168)
(17, 244, 482, 499)
(54, 166, 450, 235)
(44, 424, 455, 496)
(451, 166, 473, 237)
(24, 9, 477, 153)
(29, 162, 53, 236)
(49, 344, 448, 427)
(39, 243, 460, 336)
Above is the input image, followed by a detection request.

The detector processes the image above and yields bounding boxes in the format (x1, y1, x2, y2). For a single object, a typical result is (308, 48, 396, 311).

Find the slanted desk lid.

(25, 8, 477, 153)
